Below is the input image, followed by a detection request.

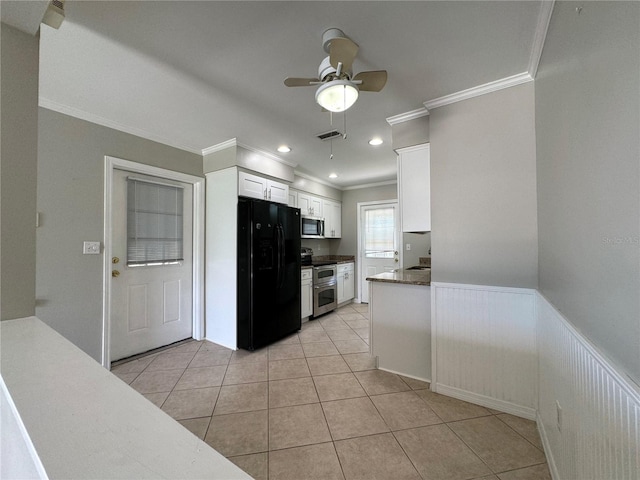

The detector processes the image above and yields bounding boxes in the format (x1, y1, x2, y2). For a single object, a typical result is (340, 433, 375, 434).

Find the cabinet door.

(288, 190, 298, 208)
(344, 264, 354, 301)
(301, 279, 313, 318)
(398, 144, 431, 232)
(238, 171, 266, 200)
(297, 193, 312, 215)
(330, 202, 341, 238)
(322, 200, 342, 238)
(267, 180, 289, 205)
(336, 272, 346, 304)
(310, 197, 323, 217)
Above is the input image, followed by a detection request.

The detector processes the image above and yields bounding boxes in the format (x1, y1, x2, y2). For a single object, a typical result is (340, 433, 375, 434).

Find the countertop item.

(366, 268, 431, 286)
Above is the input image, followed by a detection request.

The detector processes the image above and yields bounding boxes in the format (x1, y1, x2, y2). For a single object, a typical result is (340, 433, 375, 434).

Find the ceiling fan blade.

(352, 70, 388, 92)
(284, 77, 318, 87)
(329, 37, 359, 71)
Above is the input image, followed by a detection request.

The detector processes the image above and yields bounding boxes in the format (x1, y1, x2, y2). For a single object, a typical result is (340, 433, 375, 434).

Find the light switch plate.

(83, 241, 101, 255)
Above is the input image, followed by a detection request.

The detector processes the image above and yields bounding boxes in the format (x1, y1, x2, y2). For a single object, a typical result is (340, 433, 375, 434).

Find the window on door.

(364, 207, 396, 259)
(127, 178, 184, 266)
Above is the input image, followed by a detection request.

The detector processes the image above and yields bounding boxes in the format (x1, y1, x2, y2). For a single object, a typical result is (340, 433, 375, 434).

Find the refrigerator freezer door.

(237, 198, 301, 350)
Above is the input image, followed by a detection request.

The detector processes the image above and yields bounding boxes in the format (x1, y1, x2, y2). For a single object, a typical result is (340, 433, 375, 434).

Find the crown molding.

(424, 72, 533, 111)
(39, 97, 203, 155)
(238, 142, 298, 168)
(202, 138, 298, 168)
(386, 107, 430, 126)
(528, 0, 555, 78)
(294, 170, 341, 190)
(342, 179, 397, 191)
(201, 138, 238, 156)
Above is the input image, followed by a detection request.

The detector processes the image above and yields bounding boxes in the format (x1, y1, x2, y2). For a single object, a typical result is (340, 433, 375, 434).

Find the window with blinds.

(127, 178, 184, 266)
(364, 207, 396, 258)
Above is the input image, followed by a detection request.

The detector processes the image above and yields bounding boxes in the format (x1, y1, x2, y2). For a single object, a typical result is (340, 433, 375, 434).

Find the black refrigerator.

(237, 197, 301, 350)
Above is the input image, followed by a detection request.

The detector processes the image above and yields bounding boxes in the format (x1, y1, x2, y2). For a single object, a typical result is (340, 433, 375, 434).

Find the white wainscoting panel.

(537, 293, 640, 480)
(431, 282, 537, 419)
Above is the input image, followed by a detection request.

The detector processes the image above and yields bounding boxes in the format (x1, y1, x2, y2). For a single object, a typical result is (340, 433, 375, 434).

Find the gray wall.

(392, 115, 429, 151)
(1, 23, 39, 320)
(430, 82, 538, 288)
(335, 184, 398, 257)
(36, 108, 203, 361)
(536, 2, 640, 381)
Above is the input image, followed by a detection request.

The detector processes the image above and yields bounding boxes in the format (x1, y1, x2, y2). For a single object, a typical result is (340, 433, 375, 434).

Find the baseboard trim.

(433, 383, 537, 421)
(536, 411, 561, 480)
(378, 366, 430, 385)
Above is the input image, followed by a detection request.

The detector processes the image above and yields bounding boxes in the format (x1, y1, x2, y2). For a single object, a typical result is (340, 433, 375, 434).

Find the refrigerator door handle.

(277, 224, 286, 289)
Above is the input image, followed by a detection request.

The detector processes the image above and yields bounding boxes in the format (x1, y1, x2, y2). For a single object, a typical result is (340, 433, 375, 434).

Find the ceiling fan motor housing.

(318, 56, 352, 82)
(322, 28, 347, 53)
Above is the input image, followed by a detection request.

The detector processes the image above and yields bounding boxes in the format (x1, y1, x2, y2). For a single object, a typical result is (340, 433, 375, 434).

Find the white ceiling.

(35, 1, 544, 187)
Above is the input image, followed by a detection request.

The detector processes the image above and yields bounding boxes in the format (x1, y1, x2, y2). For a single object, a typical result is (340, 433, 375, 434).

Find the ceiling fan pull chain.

(343, 111, 347, 139)
(329, 111, 334, 159)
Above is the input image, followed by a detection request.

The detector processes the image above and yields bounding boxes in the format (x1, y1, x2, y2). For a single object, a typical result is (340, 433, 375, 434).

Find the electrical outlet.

(406, 243, 411, 251)
(556, 400, 563, 432)
(83, 241, 101, 255)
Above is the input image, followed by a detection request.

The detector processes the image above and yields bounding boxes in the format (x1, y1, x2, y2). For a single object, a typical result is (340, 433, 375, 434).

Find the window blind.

(364, 207, 395, 258)
(127, 178, 184, 266)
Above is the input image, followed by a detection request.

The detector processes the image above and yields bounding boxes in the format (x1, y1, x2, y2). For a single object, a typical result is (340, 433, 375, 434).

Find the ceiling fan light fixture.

(315, 80, 359, 113)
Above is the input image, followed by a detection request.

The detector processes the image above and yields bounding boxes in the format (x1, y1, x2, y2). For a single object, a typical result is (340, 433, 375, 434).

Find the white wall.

(430, 82, 538, 289)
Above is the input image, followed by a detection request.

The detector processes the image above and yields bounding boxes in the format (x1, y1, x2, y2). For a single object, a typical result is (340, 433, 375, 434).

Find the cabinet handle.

(264, 189, 267, 199)
(268, 189, 272, 200)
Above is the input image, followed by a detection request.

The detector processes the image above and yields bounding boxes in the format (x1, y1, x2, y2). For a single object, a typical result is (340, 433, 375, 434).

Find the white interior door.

(110, 169, 193, 361)
(359, 202, 400, 303)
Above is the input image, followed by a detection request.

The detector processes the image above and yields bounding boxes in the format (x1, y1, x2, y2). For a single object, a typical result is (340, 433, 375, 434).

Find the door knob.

(112, 270, 120, 278)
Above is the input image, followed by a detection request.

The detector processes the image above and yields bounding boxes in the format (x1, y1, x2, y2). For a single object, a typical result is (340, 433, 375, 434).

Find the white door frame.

(356, 199, 403, 303)
(102, 156, 205, 368)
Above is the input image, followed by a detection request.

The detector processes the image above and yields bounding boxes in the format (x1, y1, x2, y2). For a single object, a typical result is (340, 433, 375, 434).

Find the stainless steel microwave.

(301, 215, 324, 238)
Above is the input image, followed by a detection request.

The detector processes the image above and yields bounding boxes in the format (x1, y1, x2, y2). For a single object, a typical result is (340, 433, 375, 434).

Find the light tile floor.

(112, 303, 551, 480)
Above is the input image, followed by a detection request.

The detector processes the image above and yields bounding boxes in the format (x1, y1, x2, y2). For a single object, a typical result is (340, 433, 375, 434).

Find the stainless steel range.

(312, 263, 337, 317)
(301, 248, 338, 317)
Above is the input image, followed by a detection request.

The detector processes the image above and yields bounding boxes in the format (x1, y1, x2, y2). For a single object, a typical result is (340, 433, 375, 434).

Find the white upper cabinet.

(288, 191, 297, 208)
(397, 144, 431, 232)
(238, 171, 289, 205)
(323, 199, 342, 238)
(297, 192, 323, 217)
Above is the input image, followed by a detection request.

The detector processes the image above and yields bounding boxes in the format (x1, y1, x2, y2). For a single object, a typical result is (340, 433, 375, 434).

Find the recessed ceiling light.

(329, 173, 338, 179)
(369, 137, 383, 146)
(277, 145, 291, 153)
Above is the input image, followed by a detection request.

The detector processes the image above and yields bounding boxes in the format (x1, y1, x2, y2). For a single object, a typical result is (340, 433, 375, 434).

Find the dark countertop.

(366, 268, 431, 286)
(312, 255, 355, 265)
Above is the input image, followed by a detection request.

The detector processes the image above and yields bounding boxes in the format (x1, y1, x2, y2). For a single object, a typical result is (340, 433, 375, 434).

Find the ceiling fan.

(284, 28, 388, 113)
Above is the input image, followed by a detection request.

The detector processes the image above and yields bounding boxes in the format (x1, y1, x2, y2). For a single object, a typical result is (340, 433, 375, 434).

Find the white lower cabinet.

(337, 262, 355, 304)
(301, 268, 313, 319)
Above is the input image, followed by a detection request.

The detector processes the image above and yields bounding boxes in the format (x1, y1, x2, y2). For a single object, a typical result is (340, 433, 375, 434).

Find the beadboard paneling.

(537, 293, 640, 480)
(431, 282, 537, 419)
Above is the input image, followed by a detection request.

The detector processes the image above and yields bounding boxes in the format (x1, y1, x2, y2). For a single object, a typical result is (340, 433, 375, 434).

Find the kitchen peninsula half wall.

(367, 266, 431, 382)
